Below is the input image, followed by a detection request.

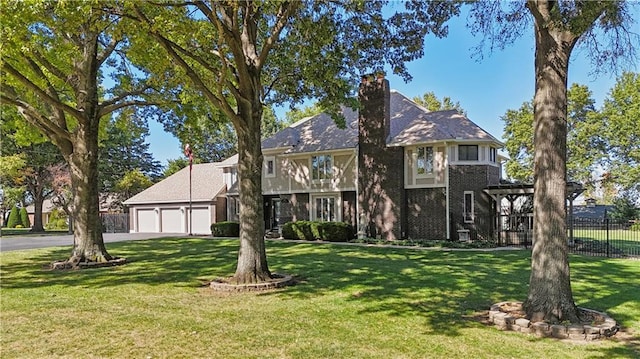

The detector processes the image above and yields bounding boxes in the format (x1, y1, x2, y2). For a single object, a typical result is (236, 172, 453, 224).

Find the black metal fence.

(100, 213, 129, 233)
(492, 215, 640, 259)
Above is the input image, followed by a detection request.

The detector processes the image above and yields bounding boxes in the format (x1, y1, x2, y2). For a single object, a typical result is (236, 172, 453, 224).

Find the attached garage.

(123, 161, 233, 235)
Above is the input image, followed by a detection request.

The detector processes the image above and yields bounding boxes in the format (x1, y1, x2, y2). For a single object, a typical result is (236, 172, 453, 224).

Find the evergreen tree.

(19, 207, 30, 228)
(7, 206, 20, 228)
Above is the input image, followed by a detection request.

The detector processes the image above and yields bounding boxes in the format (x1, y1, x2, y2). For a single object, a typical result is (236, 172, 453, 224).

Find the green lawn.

(1, 238, 639, 358)
(572, 228, 640, 255)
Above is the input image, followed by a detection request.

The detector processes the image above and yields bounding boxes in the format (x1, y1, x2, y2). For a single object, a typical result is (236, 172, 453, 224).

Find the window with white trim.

(311, 154, 332, 181)
(459, 145, 479, 161)
(489, 147, 497, 163)
(264, 156, 275, 178)
(416, 146, 434, 176)
(314, 196, 336, 222)
(463, 191, 474, 223)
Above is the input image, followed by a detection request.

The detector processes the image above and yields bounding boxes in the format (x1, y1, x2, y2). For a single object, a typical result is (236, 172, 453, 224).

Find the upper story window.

(489, 147, 497, 163)
(312, 154, 332, 180)
(416, 146, 434, 176)
(264, 156, 275, 178)
(458, 145, 479, 161)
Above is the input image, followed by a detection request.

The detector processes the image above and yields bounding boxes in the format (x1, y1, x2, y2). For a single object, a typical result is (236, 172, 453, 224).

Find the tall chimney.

(357, 74, 404, 240)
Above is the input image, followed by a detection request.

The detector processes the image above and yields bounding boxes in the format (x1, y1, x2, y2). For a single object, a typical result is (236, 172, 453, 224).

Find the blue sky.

(147, 9, 637, 166)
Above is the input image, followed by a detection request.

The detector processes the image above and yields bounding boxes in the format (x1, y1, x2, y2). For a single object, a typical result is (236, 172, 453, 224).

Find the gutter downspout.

(445, 142, 450, 240)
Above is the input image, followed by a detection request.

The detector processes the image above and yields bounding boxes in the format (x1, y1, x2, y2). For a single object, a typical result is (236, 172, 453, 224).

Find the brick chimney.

(357, 74, 404, 240)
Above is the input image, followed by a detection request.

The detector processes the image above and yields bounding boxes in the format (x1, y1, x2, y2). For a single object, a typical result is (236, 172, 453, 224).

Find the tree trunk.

(30, 192, 45, 232)
(523, 7, 580, 324)
(231, 104, 271, 284)
(66, 128, 113, 264)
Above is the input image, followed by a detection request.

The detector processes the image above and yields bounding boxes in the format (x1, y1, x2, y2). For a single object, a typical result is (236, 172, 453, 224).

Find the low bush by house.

(281, 221, 353, 242)
(211, 221, 240, 237)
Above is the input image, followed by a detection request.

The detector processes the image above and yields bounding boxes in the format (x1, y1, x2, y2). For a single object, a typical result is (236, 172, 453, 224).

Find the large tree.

(502, 83, 601, 190)
(122, 0, 458, 283)
(0, 108, 66, 232)
(467, 1, 638, 323)
(0, 1, 163, 266)
(599, 72, 640, 195)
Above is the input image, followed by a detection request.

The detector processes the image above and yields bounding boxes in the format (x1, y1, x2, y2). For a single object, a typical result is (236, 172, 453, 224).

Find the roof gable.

(123, 162, 227, 205)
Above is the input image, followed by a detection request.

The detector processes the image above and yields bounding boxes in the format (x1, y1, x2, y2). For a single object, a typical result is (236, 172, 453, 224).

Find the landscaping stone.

(489, 301, 618, 341)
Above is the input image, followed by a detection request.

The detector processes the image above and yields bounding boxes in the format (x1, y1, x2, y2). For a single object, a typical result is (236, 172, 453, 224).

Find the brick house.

(222, 76, 504, 240)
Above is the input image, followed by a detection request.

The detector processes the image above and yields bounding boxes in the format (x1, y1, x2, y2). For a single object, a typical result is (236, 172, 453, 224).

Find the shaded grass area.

(1, 237, 639, 358)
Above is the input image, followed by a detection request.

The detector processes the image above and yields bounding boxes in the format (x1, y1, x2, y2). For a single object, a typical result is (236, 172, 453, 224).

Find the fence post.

(606, 217, 610, 258)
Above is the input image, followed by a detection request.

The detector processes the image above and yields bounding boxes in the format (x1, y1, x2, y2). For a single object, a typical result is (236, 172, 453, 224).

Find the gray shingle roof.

(123, 162, 227, 205)
(262, 90, 502, 153)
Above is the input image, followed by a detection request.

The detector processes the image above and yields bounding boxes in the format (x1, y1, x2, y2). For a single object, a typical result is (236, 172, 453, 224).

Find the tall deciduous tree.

(600, 72, 640, 195)
(467, 0, 638, 323)
(502, 83, 601, 192)
(1, 108, 65, 232)
(122, 0, 458, 284)
(1, 1, 163, 266)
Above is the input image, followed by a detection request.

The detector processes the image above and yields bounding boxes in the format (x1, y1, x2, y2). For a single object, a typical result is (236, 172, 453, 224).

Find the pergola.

(483, 181, 585, 244)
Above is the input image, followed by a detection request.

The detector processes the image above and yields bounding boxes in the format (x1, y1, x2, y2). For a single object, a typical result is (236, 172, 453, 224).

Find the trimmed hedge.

(211, 221, 240, 237)
(281, 221, 353, 242)
(19, 207, 30, 228)
(6, 206, 21, 228)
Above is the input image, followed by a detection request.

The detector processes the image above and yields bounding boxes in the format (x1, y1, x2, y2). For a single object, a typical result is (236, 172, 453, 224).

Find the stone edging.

(209, 273, 293, 292)
(489, 301, 619, 340)
(51, 257, 127, 270)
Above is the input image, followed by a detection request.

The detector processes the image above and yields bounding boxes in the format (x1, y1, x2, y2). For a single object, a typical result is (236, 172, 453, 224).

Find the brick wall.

(449, 165, 500, 240)
(357, 76, 404, 240)
(406, 188, 447, 239)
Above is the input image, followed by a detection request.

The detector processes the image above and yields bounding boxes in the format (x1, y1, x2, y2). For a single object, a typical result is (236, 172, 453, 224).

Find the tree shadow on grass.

(0, 237, 240, 290)
(265, 243, 532, 337)
(265, 241, 640, 347)
(2, 237, 638, 356)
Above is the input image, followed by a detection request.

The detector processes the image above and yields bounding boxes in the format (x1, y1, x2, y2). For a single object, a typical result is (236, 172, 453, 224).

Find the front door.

(264, 197, 281, 230)
(271, 199, 281, 229)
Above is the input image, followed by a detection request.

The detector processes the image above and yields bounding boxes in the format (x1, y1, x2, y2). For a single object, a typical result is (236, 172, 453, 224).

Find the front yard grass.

(1, 237, 638, 358)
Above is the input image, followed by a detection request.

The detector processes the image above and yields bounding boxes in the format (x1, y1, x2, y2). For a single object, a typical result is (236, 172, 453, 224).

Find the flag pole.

(185, 144, 193, 236)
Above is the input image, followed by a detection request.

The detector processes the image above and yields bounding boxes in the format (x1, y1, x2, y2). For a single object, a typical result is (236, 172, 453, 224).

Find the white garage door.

(191, 207, 211, 235)
(137, 209, 157, 232)
(161, 208, 183, 233)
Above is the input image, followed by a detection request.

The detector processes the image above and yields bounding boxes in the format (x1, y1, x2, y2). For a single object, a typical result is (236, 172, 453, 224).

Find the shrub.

(631, 222, 640, 232)
(281, 221, 354, 242)
(6, 206, 21, 228)
(19, 207, 30, 228)
(320, 222, 353, 242)
(46, 209, 69, 230)
(211, 221, 240, 237)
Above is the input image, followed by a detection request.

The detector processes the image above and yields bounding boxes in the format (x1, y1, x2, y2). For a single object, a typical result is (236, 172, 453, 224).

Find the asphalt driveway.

(0, 232, 186, 252)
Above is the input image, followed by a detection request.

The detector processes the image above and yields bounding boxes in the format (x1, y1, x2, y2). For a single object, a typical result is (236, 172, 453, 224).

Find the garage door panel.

(161, 208, 183, 233)
(191, 208, 211, 235)
(137, 209, 157, 232)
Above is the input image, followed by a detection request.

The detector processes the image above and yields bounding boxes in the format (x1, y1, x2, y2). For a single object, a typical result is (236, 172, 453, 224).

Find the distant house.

(123, 158, 235, 234)
(125, 77, 505, 239)
(571, 198, 613, 222)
